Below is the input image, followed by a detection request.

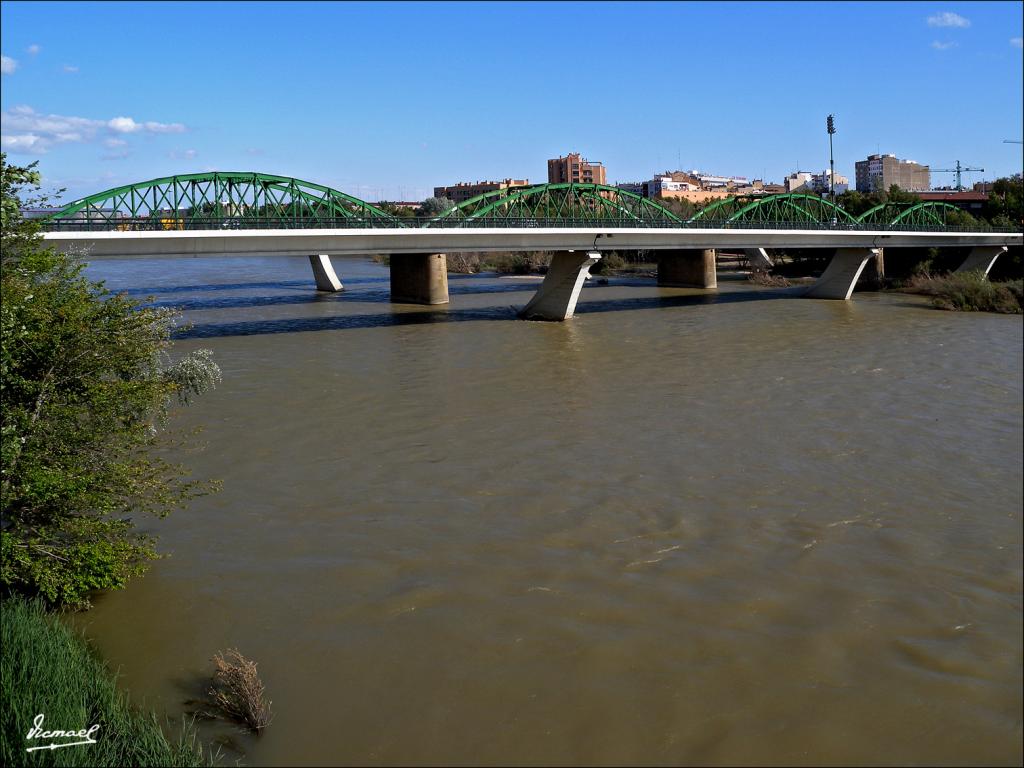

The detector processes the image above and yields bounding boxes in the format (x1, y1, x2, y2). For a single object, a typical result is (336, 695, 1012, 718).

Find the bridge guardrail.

(39, 217, 1022, 234)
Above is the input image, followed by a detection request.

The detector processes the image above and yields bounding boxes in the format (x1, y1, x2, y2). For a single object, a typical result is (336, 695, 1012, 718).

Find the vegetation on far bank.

(896, 270, 1023, 314)
(1, 599, 211, 766)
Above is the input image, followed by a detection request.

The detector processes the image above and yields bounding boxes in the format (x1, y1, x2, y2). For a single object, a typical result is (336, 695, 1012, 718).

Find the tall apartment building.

(433, 178, 530, 204)
(547, 153, 606, 185)
(855, 154, 930, 192)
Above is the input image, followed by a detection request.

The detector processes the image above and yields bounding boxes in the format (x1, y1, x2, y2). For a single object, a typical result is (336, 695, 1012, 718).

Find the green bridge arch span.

(51, 171, 402, 228)
(428, 182, 684, 226)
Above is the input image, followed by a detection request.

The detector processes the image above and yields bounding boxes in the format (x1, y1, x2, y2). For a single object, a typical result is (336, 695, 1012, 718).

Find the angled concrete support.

(744, 247, 774, 271)
(519, 251, 600, 321)
(658, 248, 717, 288)
(858, 247, 885, 290)
(804, 248, 878, 300)
(390, 252, 449, 305)
(309, 254, 343, 292)
(955, 245, 1007, 277)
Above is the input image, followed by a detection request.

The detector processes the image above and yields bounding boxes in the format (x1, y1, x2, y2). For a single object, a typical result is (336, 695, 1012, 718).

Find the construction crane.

(1004, 139, 1023, 144)
(931, 160, 984, 191)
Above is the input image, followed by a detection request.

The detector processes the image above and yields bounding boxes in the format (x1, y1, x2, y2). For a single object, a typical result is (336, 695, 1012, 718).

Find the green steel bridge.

(40, 172, 1021, 321)
(40, 171, 1015, 233)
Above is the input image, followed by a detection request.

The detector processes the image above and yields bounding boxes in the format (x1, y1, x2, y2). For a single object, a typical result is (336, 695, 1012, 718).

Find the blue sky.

(2, 1, 1022, 202)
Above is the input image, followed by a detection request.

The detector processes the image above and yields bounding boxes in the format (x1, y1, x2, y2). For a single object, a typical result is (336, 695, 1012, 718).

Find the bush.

(206, 650, 272, 732)
(0, 598, 210, 766)
(903, 271, 1022, 314)
(589, 253, 625, 275)
(1, 155, 221, 608)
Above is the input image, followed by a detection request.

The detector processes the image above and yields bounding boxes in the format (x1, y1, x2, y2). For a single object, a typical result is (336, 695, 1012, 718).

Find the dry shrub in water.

(747, 269, 790, 287)
(208, 649, 272, 732)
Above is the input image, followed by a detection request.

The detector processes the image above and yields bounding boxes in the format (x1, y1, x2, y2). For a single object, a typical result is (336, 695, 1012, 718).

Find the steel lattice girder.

(427, 183, 683, 226)
(688, 193, 856, 224)
(856, 201, 960, 227)
(50, 172, 402, 226)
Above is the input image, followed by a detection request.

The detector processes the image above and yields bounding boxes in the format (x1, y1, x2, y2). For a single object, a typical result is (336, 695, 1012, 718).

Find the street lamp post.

(826, 114, 836, 203)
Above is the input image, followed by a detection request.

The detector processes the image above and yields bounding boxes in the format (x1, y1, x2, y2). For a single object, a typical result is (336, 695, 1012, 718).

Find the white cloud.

(62, 65, 79, 73)
(927, 11, 970, 28)
(27, 44, 40, 55)
(1, 133, 43, 151)
(1, 105, 187, 154)
(168, 148, 198, 160)
(931, 40, 958, 50)
(1, 55, 17, 74)
(1012, 37, 1024, 49)
(108, 116, 185, 134)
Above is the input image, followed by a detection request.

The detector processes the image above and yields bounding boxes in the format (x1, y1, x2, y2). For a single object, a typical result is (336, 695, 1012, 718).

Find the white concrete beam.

(42, 227, 1022, 259)
(954, 245, 1007, 277)
(804, 248, 878, 300)
(309, 254, 343, 292)
(519, 251, 600, 321)
(744, 247, 774, 270)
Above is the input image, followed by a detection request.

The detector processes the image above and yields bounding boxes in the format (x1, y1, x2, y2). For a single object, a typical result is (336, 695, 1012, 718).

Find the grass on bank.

(0, 598, 212, 767)
(898, 270, 1023, 314)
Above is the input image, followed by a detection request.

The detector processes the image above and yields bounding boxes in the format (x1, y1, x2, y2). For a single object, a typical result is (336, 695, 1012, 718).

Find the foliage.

(418, 196, 455, 217)
(589, 252, 625, 275)
(902, 270, 1022, 314)
(206, 649, 272, 732)
(1, 154, 221, 608)
(0, 598, 212, 766)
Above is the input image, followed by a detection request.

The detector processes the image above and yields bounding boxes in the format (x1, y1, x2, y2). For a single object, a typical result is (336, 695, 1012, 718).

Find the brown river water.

(72, 255, 1022, 766)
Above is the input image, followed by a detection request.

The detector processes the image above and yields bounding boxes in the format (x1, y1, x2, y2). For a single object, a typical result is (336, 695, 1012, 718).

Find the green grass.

(1, 599, 212, 767)
(900, 271, 1023, 314)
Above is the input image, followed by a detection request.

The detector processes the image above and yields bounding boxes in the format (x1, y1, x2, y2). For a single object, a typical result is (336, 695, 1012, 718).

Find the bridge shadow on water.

(173, 285, 800, 339)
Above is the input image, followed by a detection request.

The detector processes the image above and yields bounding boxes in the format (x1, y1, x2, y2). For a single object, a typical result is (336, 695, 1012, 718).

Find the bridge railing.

(40, 216, 1021, 234)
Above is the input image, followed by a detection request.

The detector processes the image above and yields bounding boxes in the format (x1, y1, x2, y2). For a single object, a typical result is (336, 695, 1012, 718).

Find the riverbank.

(0, 599, 210, 767)
(890, 271, 1023, 314)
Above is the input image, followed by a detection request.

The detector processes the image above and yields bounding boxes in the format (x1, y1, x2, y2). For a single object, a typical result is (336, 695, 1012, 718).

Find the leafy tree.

(1, 154, 221, 608)
(418, 196, 455, 217)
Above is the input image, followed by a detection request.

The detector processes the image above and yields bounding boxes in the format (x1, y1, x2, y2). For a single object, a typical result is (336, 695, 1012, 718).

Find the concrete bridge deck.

(43, 226, 1021, 258)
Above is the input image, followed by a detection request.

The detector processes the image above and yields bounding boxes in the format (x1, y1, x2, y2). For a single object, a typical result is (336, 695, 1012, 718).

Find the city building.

(810, 170, 850, 195)
(547, 153, 606, 185)
(432, 178, 530, 204)
(784, 171, 814, 194)
(855, 154, 930, 193)
(687, 171, 750, 189)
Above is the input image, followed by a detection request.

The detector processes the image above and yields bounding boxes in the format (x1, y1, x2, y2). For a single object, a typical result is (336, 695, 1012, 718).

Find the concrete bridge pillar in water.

(956, 245, 1007, 276)
(657, 249, 717, 289)
(805, 248, 878, 300)
(390, 253, 450, 305)
(309, 254, 344, 292)
(519, 251, 601, 321)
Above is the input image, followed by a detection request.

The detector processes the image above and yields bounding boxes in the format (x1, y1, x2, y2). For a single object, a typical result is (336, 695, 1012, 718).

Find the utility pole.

(826, 114, 836, 201)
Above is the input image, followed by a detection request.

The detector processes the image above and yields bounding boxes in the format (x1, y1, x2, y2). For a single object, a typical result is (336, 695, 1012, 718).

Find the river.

(73, 255, 1022, 766)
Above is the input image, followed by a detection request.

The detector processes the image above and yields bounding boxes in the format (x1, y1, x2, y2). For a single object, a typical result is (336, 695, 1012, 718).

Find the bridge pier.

(955, 245, 1007, 277)
(805, 248, 878, 300)
(743, 247, 774, 271)
(858, 247, 885, 290)
(309, 254, 343, 292)
(519, 251, 600, 321)
(657, 248, 717, 288)
(390, 253, 449, 305)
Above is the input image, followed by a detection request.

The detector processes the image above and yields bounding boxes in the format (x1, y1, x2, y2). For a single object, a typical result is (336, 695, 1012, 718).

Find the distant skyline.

(2, 0, 1022, 202)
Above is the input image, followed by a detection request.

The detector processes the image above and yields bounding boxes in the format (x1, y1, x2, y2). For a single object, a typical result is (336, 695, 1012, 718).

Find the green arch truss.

(426, 183, 684, 226)
(687, 193, 857, 224)
(855, 201, 961, 227)
(50, 172, 402, 228)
